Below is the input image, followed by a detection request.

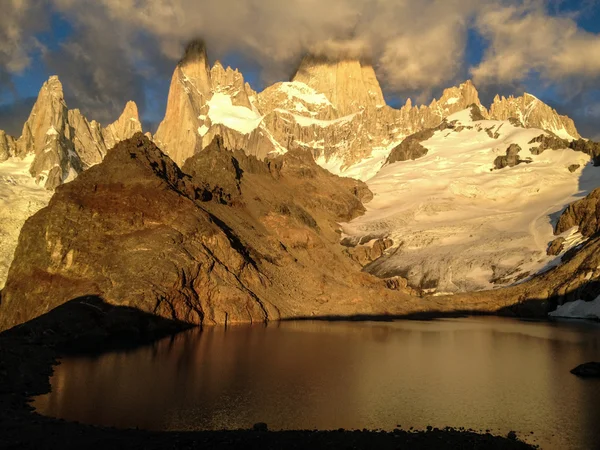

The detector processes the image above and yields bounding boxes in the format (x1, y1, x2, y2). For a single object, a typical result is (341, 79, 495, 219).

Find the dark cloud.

(0, 97, 36, 136)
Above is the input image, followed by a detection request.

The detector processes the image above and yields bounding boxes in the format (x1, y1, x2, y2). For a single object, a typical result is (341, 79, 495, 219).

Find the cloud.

(0, 0, 49, 98)
(0, 96, 36, 136)
(471, 2, 600, 86)
(1, 0, 600, 132)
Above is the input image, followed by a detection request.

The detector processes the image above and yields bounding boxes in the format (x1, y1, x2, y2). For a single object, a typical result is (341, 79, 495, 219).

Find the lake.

(33, 317, 600, 449)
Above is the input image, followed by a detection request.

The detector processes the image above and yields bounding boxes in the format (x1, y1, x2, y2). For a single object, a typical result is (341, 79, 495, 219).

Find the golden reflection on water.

(34, 317, 600, 450)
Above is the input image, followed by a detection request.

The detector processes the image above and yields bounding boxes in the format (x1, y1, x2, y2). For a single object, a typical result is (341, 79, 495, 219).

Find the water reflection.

(34, 318, 600, 449)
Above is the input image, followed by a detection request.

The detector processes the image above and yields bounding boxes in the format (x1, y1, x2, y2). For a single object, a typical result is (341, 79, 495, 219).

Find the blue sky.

(1, 0, 599, 139)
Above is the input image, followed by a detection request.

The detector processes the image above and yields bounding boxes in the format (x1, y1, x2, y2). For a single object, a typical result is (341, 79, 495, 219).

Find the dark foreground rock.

(571, 362, 600, 378)
(0, 301, 535, 450)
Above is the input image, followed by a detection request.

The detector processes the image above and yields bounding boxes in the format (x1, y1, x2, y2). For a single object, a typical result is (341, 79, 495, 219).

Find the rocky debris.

(555, 188, 600, 237)
(493, 144, 531, 170)
(385, 128, 434, 165)
(0, 130, 15, 161)
(528, 134, 568, 155)
(384, 276, 421, 296)
(547, 237, 566, 256)
(344, 237, 394, 266)
(568, 164, 580, 173)
(489, 93, 580, 139)
(570, 362, 600, 378)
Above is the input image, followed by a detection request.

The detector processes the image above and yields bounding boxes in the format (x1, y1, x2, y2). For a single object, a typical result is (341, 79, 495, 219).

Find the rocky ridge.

(151, 42, 582, 181)
(489, 93, 579, 140)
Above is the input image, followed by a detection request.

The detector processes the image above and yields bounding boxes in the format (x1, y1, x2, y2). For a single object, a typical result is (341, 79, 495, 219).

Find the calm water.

(34, 317, 600, 449)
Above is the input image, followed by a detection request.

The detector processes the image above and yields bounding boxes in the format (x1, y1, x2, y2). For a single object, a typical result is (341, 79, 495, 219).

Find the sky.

(0, 0, 599, 139)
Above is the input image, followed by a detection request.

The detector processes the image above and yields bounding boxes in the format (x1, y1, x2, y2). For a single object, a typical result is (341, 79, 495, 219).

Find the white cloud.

(2, 0, 600, 128)
(471, 2, 600, 85)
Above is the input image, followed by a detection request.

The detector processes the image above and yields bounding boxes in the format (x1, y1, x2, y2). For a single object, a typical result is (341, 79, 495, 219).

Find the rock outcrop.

(385, 128, 434, 165)
(0, 130, 15, 161)
(493, 144, 531, 170)
(528, 134, 600, 164)
(555, 188, 600, 237)
(547, 237, 566, 256)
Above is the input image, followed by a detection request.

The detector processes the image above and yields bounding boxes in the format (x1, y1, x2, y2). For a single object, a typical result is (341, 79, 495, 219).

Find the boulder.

(571, 362, 600, 378)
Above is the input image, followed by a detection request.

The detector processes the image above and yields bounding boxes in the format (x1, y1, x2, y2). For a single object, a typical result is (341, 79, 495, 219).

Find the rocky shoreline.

(0, 297, 535, 450)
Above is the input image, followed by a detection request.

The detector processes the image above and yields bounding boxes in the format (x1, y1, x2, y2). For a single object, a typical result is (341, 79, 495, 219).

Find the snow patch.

(207, 93, 263, 135)
(549, 296, 600, 320)
(278, 82, 332, 106)
(46, 126, 59, 136)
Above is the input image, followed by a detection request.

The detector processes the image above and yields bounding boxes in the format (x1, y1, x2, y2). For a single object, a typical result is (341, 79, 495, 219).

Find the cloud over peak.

(0, 0, 599, 134)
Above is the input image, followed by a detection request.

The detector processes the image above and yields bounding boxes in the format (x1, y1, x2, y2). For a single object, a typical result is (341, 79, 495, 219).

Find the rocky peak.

(103, 101, 143, 150)
(434, 80, 488, 117)
(210, 62, 256, 109)
(489, 92, 580, 139)
(16, 75, 68, 158)
(0, 75, 143, 189)
(179, 41, 212, 100)
(154, 41, 213, 166)
(292, 55, 386, 115)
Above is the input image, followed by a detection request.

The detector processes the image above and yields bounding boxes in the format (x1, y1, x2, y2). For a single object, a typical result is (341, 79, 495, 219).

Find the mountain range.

(0, 41, 599, 328)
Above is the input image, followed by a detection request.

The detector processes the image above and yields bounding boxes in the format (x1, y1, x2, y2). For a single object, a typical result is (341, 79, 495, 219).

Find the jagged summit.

(0, 75, 142, 189)
(433, 79, 487, 116)
(104, 100, 143, 149)
(489, 92, 579, 139)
